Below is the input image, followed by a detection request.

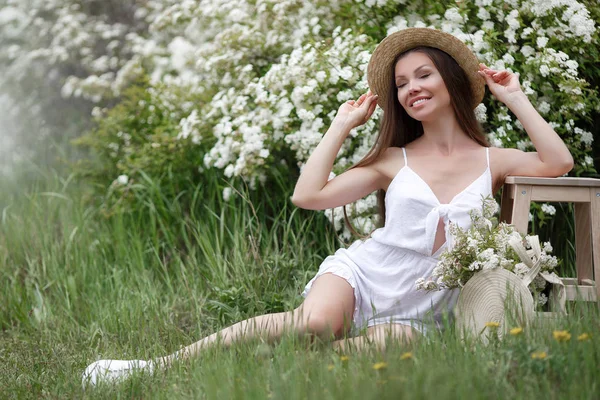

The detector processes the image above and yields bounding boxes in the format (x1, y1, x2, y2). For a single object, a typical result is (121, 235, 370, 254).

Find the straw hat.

(453, 236, 557, 344)
(367, 27, 485, 111)
(454, 268, 535, 344)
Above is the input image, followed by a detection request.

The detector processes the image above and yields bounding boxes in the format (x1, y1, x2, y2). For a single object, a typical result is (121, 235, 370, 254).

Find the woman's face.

(394, 51, 451, 121)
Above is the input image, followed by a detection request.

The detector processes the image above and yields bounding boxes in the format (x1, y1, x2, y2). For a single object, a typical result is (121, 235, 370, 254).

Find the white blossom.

(502, 53, 515, 65)
(222, 187, 233, 201)
(541, 203, 556, 215)
(536, 36, 549, 48)
(468, 261, 482, 271)
(520, 45, 536, 58)
(117, 175, 129, 185)
(474, 103, 487, 123)
(477, 8, 490, 21)
(537, 101, 551, 114)
(415, 278, 425, 290)
(537, 292, 548, 306)
(575, 128, 593, 146)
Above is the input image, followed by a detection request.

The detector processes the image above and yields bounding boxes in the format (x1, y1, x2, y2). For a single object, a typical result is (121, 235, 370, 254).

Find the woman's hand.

(334, 90, 378, 129)
(478, 63, 524, 106)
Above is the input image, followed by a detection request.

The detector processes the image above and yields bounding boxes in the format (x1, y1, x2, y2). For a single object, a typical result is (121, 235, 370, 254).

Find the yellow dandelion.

(531, 351, 548, 360)
(327, 364, 335, 371)
(485, 321, 500, 328)
(577, 333, 591, 341)
(400, 352, 413, 360)
(340, 355, 349, 362)
(373, 362, 388, 371)
(553, 330, 571, 342)
(509, 327, 523, 336)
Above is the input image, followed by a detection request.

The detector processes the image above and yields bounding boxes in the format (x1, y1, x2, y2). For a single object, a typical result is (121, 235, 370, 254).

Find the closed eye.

(396, 74, 431, 89)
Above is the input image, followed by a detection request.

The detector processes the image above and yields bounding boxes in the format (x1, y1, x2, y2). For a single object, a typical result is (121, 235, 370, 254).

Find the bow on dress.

(424, 203, 458, 256)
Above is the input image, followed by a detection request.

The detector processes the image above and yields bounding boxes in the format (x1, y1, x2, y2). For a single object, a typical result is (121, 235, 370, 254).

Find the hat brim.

(367, 28, 485, 111)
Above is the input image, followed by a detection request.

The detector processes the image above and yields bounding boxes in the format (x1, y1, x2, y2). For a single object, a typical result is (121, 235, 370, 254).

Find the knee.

(305, 314, 334, 336)
(293, 307, 342, 338)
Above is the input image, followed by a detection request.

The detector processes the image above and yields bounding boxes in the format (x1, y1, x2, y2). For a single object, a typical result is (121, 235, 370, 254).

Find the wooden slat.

(561, 278, 595, 286)
(591, 189, 600, 303)
(564, 284, 598, 302)
(511, 184, 531, 234)
(575, 201, 593, 282)
(499, 185, 514, 223)
(536, 311, 563, 319)
(530, 186, 591, 202)
(501, 178, 600, 305)
(505, 176, 600, 187)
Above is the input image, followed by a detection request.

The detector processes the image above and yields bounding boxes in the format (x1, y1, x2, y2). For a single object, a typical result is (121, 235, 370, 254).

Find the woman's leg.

(83, 273, 356, 385)
(332, 323, 420, 352)
(155, 273, 356, 367)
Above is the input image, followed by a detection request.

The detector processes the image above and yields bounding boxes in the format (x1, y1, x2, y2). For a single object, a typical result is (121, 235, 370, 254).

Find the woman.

(83, 28, 573, 385)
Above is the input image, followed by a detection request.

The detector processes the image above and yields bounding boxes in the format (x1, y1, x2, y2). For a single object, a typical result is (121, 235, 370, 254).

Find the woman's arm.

(478, 64, 574, 178)
(292, 91, 382, 210)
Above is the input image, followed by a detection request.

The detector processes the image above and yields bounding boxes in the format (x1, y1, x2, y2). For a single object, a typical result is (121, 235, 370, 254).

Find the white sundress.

(301, 146, 493, 335)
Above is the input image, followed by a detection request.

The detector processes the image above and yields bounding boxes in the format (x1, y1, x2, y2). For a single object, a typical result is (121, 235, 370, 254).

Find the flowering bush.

(1, 0, 598, 237)
(416, 196, 561, 309)
(72, 76, 211, 214)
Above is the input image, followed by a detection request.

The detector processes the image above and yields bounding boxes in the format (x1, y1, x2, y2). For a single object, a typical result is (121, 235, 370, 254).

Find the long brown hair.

(343, 46, 490, 237)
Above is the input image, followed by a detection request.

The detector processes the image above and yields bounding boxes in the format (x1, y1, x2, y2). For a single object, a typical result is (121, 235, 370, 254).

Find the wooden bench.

(499, 176, 600, 306)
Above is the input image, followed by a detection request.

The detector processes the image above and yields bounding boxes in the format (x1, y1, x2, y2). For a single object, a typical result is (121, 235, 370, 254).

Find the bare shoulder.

(376, 147, 405, 171)
(380, 146, 404, 161)
(372, 147, 406, 190)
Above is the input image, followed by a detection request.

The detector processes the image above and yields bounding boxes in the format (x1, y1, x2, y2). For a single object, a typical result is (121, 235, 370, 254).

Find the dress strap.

(402, 147, 408, 167)
(485, 147, 490, 169)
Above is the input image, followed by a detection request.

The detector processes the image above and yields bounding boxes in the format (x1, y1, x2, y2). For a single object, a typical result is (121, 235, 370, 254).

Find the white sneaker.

(82, 359, 153, 387)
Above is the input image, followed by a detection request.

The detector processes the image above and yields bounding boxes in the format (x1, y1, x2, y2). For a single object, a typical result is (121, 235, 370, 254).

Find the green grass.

(0, 167, 598, 399)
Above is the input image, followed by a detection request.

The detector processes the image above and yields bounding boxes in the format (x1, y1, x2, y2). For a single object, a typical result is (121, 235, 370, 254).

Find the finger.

(367, 96, 378, 114)
(477, 70, 492, 85)
(498, 75, 512, 85)
(362, 100, 377, 124)
(368, 98, 378, 119)
(360, 92, 374, 106)
(493, 71, 509, 83)
(479, 63, 495, 73)
(362, 93, 377, 108)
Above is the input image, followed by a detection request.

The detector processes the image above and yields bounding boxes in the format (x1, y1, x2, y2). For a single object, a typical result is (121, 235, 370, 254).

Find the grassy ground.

(0, 168, 598, 399)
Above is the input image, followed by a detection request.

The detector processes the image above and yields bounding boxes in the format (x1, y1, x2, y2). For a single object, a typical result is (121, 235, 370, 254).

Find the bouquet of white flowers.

(416, 196, 562, 310)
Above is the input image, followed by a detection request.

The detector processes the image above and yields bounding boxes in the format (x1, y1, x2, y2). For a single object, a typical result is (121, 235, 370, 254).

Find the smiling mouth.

(411, 98, 431, 107)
